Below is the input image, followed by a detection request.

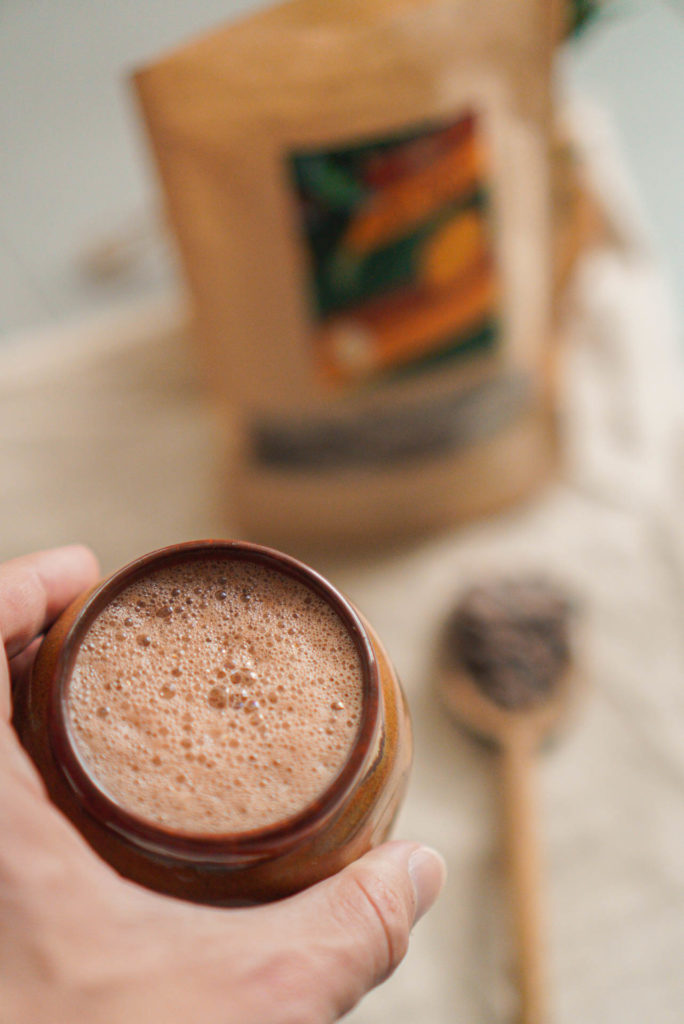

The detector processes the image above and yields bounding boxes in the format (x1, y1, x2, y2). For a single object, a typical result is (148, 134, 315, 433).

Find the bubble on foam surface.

(207, 685, 227, 710)
(67, 557, 363, 835)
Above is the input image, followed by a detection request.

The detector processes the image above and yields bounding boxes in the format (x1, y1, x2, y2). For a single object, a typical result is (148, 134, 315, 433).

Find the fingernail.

(408, 846, 446, 924)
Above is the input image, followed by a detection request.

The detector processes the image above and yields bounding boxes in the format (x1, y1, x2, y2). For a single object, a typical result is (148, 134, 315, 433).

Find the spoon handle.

(500, 735, 547, 1024)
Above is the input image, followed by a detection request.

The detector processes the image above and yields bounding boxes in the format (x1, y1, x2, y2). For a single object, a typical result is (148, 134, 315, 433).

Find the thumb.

(260, 841, 445, 1022)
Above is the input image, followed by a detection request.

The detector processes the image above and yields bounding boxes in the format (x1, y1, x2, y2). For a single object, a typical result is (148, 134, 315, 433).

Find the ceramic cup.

(14, 540, 412, 904)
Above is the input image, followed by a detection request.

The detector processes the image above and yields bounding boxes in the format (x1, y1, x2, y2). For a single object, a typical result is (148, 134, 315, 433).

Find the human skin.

(0, 546, 445, 1024)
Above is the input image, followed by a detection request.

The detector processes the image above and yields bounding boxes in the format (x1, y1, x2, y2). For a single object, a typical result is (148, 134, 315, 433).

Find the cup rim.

(48, 540, 380, 861)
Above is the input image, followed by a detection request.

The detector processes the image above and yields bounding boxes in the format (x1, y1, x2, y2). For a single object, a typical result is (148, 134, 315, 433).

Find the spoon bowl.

(438, 658, 578, 751)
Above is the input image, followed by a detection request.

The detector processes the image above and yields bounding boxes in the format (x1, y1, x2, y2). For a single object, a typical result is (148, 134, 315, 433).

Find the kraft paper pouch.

(135, 0, 561, 548)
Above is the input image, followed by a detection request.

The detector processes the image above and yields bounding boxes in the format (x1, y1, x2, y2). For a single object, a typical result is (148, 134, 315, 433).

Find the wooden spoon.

(437, 583, 577, 1024)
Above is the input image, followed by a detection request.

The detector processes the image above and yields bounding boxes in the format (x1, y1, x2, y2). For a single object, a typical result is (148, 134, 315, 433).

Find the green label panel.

(289, 111, 500, 387)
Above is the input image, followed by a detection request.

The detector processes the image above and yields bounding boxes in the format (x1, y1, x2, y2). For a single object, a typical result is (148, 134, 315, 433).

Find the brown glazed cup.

(14, 541, 412, 904)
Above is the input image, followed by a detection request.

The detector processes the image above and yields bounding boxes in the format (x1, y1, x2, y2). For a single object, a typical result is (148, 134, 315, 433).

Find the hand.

(1, 546, 445, 1024)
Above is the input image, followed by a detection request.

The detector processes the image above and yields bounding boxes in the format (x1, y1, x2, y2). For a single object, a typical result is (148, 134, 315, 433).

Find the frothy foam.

(66, 557, 364, 834)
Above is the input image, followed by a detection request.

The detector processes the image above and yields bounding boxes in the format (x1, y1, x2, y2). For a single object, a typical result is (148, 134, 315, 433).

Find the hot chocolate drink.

(66, 557, 363, 835)
(18, 541, 411, 903)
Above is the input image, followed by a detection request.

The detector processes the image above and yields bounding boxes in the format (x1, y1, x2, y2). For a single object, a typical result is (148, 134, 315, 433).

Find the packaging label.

(289, 111, 500, 387)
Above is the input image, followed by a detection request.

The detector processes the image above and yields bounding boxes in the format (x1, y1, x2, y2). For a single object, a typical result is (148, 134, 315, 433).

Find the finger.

(250, 841, 446, 1022)
(0, 545, 99, 722)
(0, 545, 99, 660)
(0, 718, 49, 797)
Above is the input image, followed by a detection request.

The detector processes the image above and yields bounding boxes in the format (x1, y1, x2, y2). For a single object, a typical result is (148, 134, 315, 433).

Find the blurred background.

(1, 0, 683, 343)
(3, 4, 684, 1023)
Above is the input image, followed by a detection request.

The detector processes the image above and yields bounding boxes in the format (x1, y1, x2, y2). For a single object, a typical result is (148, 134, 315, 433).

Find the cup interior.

(48, 540, 380, 858)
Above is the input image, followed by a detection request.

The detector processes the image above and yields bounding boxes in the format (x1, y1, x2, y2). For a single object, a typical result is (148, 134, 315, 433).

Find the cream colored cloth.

(2, 108, 684, 1022)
